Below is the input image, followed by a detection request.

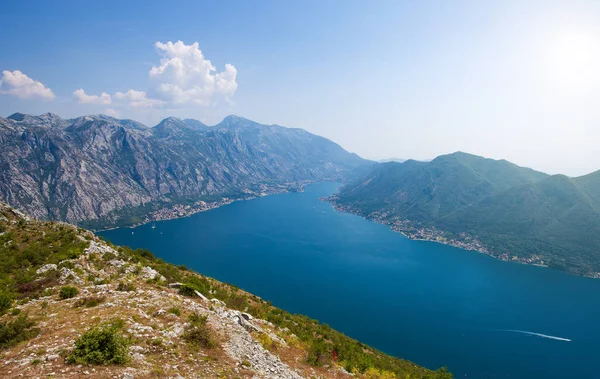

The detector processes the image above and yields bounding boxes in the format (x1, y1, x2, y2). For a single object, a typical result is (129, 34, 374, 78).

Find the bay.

(99, 182, 600, 378)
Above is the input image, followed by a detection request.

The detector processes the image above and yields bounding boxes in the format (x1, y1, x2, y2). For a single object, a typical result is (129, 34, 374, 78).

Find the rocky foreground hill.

(0, 203, 452, 378)
(0, 113, 370, 230)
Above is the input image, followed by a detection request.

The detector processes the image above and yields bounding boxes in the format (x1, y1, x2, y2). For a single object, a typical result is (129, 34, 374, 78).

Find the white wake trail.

(499, 329, 571, 342)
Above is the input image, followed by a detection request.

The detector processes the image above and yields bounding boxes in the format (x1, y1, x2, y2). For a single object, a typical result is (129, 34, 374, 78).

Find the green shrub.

(73, 296, 105, 308)
(307, 339, 331, 366)
(167, 307, 180, 316)
(0, 315, 40, 349)
(178, 283, 199, 297)
(0, 292, 13, 315)
(256, 332, 278, 351)
(16, 270, 61, 298)
(116, 282, 135, 292)
(66, 321, 129, 365)
(10, 308, 21, 316)
(182, 314, 216, 348)
(151, 338, 163, 347)
(59, 286, 79, 300)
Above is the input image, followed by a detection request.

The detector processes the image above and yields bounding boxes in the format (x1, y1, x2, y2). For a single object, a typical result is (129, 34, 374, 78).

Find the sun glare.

(546, 31, 599, 88)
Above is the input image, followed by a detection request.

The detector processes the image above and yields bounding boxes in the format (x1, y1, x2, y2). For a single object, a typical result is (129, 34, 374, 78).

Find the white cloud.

(147, 41, 237, 106)
(0, 70, 55, 101)
(103, 108, 120, 118)
(73, 88, 111, 104)
(72, 41, 237, 113)
(114, 89, 163, 108)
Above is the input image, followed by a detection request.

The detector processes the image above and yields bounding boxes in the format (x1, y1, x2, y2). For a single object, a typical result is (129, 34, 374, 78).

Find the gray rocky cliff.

(0, 113, 369, 228)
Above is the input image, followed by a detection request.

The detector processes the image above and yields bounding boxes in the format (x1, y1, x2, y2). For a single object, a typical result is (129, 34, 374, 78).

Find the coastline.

(318, 196, 600, 277)
(94, 181, 313, 232)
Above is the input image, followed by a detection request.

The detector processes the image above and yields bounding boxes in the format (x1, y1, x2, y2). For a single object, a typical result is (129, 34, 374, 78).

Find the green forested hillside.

(437, 174, 600, 274)
(334, 153, 600, 276)
(573, 170, 600, 206)
(336, 152, 548, 221)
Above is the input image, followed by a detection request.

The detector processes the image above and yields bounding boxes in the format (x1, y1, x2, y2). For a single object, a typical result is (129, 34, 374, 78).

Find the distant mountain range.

(4, 113, 600, 277)
(0, 113, 370, 229)
(377, 158, 406, 163)
(331, 152, 600, 276)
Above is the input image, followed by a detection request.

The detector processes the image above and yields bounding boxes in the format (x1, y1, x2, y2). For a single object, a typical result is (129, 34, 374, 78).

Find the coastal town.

(139, 182, 307, 225)
(325, 196, 551, 268)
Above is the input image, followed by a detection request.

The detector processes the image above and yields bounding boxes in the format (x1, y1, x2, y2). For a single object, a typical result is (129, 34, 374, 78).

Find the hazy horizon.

(1, 0, 599, 176)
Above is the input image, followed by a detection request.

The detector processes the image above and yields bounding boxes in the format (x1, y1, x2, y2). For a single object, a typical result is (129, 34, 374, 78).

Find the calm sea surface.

(99, 182, 600, 378)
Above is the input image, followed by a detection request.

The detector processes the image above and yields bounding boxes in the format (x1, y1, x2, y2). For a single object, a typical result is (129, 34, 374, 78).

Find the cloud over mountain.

(149, 41, 238, 106)
(114, 89, 163, 109)
(75, 41, 237, 111)
(0, 70, 55, 101)
(73, 89, 111, 104)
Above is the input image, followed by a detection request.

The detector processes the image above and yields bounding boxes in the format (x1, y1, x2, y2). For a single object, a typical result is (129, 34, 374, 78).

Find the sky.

(1, 0, 599, 177)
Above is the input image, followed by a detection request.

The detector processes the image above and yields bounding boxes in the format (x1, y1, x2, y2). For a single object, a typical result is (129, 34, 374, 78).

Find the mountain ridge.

(330, 152, 600, 276)
(0, 113, 371, 229)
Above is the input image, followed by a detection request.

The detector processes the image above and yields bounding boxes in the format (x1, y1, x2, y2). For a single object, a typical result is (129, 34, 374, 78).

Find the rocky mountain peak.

(7, 112, 27, 121)
(6, 112, 65, 128)
(218, 114, 259, 128)
(156, 116, 185, 125)
(152, 117, 194, 138)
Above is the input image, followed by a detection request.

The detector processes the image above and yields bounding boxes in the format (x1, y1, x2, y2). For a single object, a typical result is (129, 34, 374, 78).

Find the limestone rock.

(36, 264, 57, 275)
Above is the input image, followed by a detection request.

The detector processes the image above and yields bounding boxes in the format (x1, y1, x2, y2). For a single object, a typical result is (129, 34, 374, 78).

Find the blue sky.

(1, 0, 599, 176)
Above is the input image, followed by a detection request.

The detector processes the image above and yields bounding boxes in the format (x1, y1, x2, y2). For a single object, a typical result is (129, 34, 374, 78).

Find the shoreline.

(94, 181, 315, 232)
(320, 197, 600, 279)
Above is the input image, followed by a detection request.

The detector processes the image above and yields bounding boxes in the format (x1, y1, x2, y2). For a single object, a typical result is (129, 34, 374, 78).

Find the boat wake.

(497, 329, 571, 342)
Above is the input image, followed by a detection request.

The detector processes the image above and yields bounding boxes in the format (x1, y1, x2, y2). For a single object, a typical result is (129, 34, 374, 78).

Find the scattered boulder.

(140, 266, 165, 282)
(211, 298, 226, 307)
(194, 290, 208, 301)
(164, 323, 184, 339)
(46, 354, 60, 362)
(153, 309, 167, 317)
(84, 240, 118, 257)
(237, 315, 263, 333)
(109, 259, 126, 267)
(36, 264, 57, 275)
(129, 345, 145, 354)
(59, 267, 83, 284)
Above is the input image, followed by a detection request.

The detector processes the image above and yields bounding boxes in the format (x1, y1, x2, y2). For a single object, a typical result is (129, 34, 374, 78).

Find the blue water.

(99, 182, 600, 378)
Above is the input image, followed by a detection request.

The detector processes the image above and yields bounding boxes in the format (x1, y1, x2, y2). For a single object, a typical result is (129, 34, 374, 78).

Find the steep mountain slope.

(331, 153, 600, 276)
(573, 170, 600, 206)
(437, 174, 600, 274)
(0, 203, 452, 379)
(0, 113, 370, 229)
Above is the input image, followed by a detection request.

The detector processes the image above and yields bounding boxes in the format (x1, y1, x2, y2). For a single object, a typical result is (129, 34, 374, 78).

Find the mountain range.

(0, 113, 369, 229)
(3, 113, 600, 276)
(331, 152, 600, 276)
